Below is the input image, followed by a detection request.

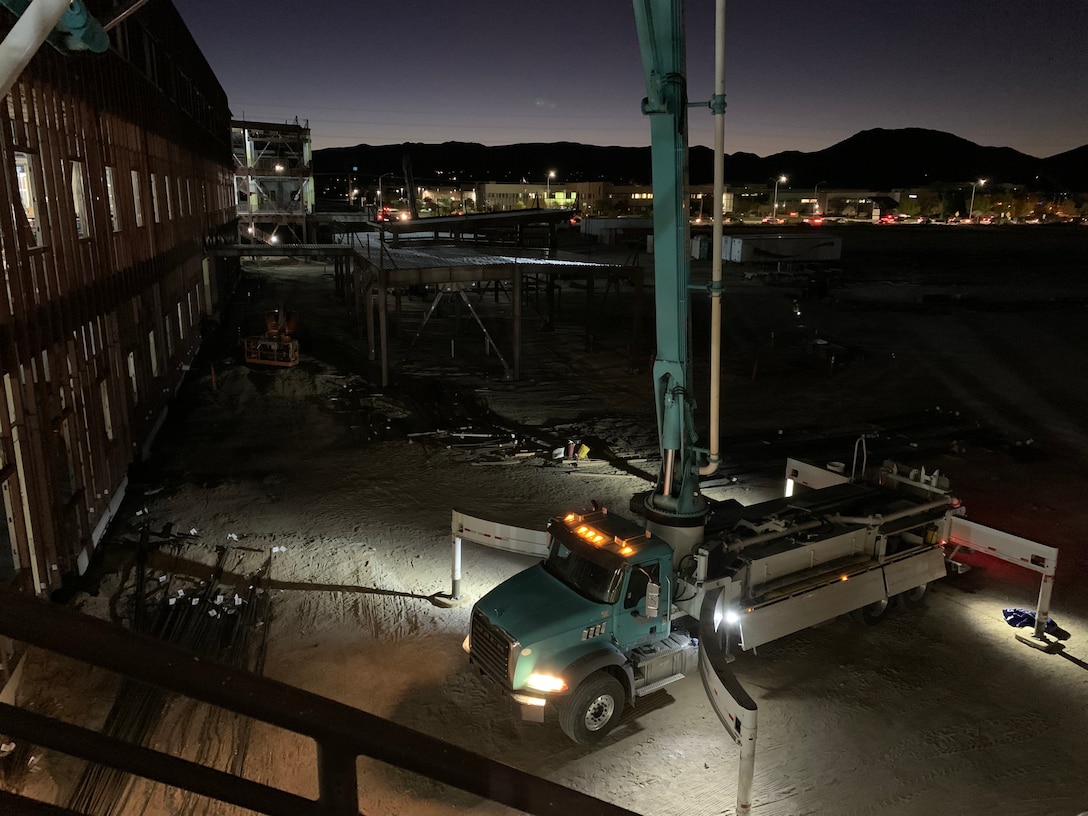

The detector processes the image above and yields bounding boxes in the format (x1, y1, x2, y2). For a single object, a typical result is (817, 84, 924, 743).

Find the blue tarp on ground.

(1002, 607, 1062, 636)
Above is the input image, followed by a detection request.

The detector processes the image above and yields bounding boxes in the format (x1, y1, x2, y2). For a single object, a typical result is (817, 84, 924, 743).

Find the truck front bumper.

(510, 691, 548, 723)
(473, 664, 551, 722)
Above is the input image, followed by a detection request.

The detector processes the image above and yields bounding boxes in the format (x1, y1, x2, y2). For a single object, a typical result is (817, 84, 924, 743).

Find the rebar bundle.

(64, 534, 272, 816)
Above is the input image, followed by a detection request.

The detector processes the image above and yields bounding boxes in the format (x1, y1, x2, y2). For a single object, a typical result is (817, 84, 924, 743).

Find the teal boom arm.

(633, 0, 706, 521)
(0, 0, 108, 102)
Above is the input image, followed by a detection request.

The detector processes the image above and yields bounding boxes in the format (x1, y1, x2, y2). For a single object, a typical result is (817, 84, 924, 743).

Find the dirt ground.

(9, 225, 1088, 815)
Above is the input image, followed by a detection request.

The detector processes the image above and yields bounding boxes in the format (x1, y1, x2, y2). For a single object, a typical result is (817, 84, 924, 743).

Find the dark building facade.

(0, 0, 236, 687)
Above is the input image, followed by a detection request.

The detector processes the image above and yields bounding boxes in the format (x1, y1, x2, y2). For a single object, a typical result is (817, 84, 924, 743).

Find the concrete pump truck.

(463, 0, 1058, 747)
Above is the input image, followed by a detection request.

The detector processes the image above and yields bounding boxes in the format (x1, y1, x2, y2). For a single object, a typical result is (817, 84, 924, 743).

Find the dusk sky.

(175, 1, 1088, 159)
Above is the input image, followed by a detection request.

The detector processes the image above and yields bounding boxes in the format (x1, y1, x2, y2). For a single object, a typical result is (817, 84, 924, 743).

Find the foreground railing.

(0, 589, 639, 816)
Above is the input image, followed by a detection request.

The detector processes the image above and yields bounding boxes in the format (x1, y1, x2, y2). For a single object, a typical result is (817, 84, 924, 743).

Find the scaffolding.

(233, 119, 315, 244)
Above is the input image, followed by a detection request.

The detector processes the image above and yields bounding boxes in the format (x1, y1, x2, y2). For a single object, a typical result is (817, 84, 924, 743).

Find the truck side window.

(624, 563, 659, 610)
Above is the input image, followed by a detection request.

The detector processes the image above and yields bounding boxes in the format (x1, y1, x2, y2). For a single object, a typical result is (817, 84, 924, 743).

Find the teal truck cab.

(467, 506, 698, 744)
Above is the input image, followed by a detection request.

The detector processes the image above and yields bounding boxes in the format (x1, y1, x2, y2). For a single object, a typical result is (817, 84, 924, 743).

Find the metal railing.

(0, 589, 639, 816)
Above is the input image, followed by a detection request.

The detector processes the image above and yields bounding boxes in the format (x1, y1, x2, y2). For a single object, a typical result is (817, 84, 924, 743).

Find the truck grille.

(471, 607, 518, 686)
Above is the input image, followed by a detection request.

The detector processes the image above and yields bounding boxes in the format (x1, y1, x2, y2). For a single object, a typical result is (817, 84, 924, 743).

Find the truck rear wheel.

(558, 672, 625, 744)
(897, 582, 928, 609)
(855, 597, 892, 625)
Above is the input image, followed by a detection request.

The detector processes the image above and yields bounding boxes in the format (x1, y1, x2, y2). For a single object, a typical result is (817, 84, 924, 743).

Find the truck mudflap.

(699, 590, 759, 814)
(736, 547, 945, 650)
(698, 616, 758, 744)
(884, 546, 947, 597)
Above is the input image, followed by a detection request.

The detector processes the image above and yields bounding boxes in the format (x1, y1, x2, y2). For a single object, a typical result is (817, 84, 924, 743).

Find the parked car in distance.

(376, 208, 409, 222)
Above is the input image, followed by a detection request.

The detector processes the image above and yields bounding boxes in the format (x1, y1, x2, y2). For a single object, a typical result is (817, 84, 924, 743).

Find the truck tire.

(558, 672, 625, 745)
(854, 597, 892, 625)
(896, 583, 928, 609)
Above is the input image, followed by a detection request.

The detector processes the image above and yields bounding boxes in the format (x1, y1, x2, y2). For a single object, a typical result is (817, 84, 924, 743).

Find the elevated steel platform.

(208, 226, 643, 386)
(210, 243, 355, 258)
(349, 232, 643, 384)
(371, 208, 578, 238)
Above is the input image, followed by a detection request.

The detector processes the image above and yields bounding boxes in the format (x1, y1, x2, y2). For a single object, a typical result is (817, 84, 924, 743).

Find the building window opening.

(14, 152, 43, 246)
(148, 330, 158, 377)
(126, 351, 138, 404)
(99, 380, 113, 442)
(56, 420, 78, 503)
(71, 161, 89, 238)
(131, 170, 144, 227)
(0, 437, 18, 583)
(0, 477, 17, 584)
(105, 167, 120, 231)
(150, 174, 161, 223)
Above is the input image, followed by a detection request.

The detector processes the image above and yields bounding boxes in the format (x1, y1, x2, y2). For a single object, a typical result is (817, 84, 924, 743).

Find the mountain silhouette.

(314, 128, 1086, 192)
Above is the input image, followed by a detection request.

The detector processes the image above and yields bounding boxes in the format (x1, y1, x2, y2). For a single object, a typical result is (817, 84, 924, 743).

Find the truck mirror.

(646, 582, 660, 618)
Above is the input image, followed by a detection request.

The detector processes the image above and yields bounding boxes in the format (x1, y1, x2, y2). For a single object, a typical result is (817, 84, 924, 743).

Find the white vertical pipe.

(451, 535, 462, 600)
(0, 0, 71, 101)
(1033, 559, 1056, 639)
(737, 714, 756, 812)
(700, 0, 726, 477)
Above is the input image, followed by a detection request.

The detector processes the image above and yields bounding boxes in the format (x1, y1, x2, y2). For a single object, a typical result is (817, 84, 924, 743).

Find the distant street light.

(814, 180, 826, 214)
(546, 170, 556, 204)
(969, 178, 987, 221)
(772, 175, 787, 220)
(377, 172, 394, 209)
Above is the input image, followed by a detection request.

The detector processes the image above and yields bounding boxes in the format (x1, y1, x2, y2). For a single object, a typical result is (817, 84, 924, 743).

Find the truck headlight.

(525, 673, 568, 693)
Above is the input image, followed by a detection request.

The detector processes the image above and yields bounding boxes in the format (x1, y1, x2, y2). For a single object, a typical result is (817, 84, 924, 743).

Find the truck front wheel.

(558, 672, 625, 744)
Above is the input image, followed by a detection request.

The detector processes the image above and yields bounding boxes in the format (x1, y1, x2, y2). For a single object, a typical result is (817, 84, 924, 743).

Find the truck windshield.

(543, 538, 623, 605)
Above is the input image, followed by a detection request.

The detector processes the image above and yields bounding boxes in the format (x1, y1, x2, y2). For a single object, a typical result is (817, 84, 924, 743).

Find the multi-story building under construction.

(0, 0, 237, 688)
